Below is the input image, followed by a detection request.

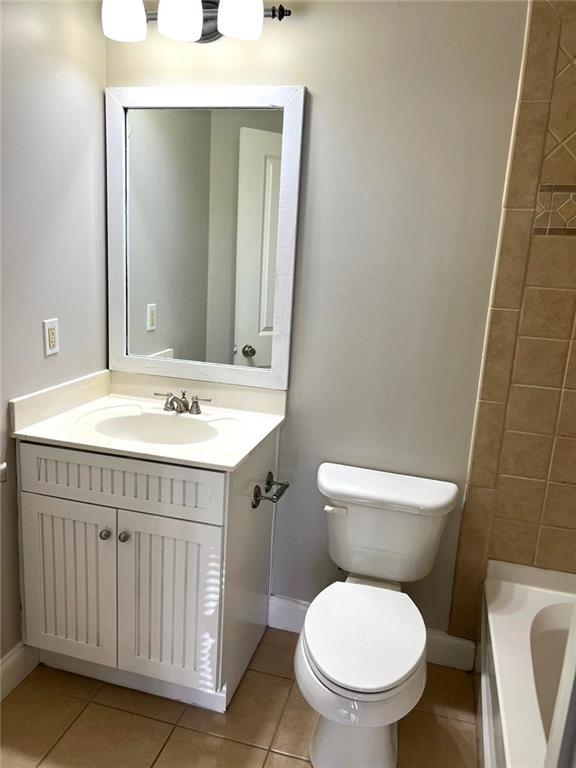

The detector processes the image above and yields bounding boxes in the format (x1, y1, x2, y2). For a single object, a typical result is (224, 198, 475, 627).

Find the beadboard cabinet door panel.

(21, 492, 117, 666)
(117, 509, 223, 690)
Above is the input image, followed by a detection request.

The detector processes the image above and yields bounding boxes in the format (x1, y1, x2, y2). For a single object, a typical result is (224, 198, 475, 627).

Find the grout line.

(172, 723, 276, 752)
(534, 522, 576, 533)
(515, 333, 574, 343)
(502, 427, 557, 438)
(546, 0, 563, 21)
(522, 285, 576, 294)
(18, 681, 103, 706)
(35, 699, 91, 767)
(81, 699, 185, 726)
(414, 703, 476, 726)
(149, 723, 178, 768)
(266, 679, 295, 760)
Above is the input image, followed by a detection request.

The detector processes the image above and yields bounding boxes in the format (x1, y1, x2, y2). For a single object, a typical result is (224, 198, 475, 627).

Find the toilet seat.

(301, 633, 426, 702)
(303, 582, 426, 696)
(295, 633, 427, 730)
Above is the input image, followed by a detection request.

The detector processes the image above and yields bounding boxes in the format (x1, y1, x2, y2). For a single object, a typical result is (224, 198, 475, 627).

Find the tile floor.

(0, 629, 477, 767)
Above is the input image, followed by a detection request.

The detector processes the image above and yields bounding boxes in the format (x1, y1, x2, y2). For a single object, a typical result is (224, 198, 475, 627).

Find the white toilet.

(294, 463, 459, 768)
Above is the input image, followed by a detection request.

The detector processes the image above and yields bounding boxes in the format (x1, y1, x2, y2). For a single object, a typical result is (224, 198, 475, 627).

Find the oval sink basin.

(94, 413, 219, 445)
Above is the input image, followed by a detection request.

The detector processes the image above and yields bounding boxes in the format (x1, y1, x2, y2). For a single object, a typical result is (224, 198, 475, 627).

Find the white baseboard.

(40, 651, 227, 712)
(0, 643, 39, 700)
(268, 595, 310, 633)
(425, 628, 476, 671)
(268, 595, 476, 672)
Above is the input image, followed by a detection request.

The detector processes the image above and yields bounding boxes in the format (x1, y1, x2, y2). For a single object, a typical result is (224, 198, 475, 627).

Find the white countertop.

(13, 394, 284, 472)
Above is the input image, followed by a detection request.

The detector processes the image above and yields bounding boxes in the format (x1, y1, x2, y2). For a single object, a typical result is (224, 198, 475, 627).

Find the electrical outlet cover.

(43, 318, 60, 356)
(147, 303, 157, 332)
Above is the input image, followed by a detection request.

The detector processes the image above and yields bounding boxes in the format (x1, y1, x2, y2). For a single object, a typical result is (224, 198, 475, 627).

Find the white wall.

(0, 2, 527, 661)
(106, 1, 526, 630)
(127, 109, 211, 361)
(1, 2, 106, 656)
(127, 108, 283, 364)
(206, 109, 283, 365)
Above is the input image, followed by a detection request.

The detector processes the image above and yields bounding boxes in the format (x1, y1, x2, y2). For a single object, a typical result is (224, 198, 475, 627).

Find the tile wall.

(449, 0, 576, 640)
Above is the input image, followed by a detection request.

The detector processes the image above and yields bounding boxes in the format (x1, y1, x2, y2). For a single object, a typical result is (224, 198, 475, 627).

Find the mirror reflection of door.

(234, 128, 282, 370)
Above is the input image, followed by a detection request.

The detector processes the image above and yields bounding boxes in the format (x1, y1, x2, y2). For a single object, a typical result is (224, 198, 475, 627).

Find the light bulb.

(218, 0, 264, 41)
(101, 0, 147, 42)
(158, 0, 204, 42)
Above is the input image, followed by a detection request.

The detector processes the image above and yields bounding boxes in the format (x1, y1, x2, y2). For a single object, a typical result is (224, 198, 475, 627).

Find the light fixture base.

(196, 0, 222, 44)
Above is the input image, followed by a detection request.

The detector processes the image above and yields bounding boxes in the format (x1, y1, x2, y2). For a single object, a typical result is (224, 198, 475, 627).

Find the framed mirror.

(106, 86, 305, 390)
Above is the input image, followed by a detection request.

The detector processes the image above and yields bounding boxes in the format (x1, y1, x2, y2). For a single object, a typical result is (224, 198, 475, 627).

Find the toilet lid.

(303, 582, 426, 694)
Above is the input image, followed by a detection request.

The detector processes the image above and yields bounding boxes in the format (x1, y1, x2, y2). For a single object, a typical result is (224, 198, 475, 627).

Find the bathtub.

(480, 561, 576, 768)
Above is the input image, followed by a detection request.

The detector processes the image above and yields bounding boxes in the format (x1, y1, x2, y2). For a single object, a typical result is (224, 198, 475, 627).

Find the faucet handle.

(188, 395, 212, 415)
(154, 392, 174, 411)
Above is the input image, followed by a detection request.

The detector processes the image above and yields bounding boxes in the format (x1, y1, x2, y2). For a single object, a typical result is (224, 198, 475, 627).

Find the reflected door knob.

(118, 531, 131, 543)
(242, 344, 256, 358)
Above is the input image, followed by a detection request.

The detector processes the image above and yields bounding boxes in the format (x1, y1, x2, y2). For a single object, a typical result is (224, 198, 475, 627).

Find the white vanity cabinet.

(17, 433, 278, 711)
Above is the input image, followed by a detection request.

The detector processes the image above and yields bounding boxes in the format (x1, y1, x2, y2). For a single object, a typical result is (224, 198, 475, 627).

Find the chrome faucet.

(154, 391, 212, 415)
(155, 391, 190, 413)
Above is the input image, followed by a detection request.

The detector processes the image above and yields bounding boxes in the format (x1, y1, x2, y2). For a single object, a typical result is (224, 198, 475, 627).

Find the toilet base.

(309, 715, 398, 768)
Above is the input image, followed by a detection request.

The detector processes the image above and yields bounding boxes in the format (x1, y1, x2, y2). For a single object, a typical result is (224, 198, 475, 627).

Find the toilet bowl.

(295, 580, 427, 768)
(295, 463, 459, 768)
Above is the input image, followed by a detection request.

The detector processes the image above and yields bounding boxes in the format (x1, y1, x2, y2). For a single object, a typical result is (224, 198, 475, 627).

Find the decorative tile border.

(534, 184, 576, 236)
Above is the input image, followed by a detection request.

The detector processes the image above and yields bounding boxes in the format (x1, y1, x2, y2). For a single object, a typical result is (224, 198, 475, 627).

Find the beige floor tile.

(93, 683, 186, 723)
(0, 683, 86, 768)
(398, 709, 477, 768)
(249, 629, 299, 679)
(179, 671, 291, 749)
(271, 685, 317, 760)
(264, 755, 310, 767)
(154, 728, 267, 767)
(25, 664, 103, 701)
(415, 664, 476, 723)
(40, 703, 172, 768)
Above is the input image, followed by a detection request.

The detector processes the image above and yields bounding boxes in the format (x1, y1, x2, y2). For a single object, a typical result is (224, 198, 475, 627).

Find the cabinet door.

(117, 509, 223, 690)
(21, 493, 117, 665)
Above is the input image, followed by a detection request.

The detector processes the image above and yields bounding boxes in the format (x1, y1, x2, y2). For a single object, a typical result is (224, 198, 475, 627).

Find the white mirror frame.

(106, 85, 305, 390)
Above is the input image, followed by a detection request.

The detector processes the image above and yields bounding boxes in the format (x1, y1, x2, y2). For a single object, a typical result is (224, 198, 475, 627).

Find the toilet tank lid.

(317, 463, 459, 516)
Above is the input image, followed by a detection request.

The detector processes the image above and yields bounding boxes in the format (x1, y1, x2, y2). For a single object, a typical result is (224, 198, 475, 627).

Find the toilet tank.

(317, 463, 459, 582)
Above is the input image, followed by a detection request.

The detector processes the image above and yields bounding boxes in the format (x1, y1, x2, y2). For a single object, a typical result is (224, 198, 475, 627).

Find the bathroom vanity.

(11, 85, 305, 712)
(12, 383, 284, 711)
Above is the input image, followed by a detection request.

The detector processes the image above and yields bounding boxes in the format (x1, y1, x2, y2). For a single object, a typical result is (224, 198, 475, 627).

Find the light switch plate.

(147, 303, 157, 332)
(43, 318, 60, 356)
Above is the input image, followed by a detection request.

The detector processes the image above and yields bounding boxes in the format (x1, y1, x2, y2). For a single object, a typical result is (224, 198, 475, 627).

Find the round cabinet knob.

(118, 531, 131, 543)
(242, 344, 256, 358)
(99, 528, 112, 541)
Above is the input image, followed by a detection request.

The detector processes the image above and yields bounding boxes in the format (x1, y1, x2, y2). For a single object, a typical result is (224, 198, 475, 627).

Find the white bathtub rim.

(485, 566, 576, 768)
(487, 560, 576, 595)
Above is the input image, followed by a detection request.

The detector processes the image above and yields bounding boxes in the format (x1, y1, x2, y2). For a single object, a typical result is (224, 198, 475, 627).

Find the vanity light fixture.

(102, 0, 291, 44)
(101, 0, 147, 42)
(218, 0, 264, 40)
(158, 0, 204, 42)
